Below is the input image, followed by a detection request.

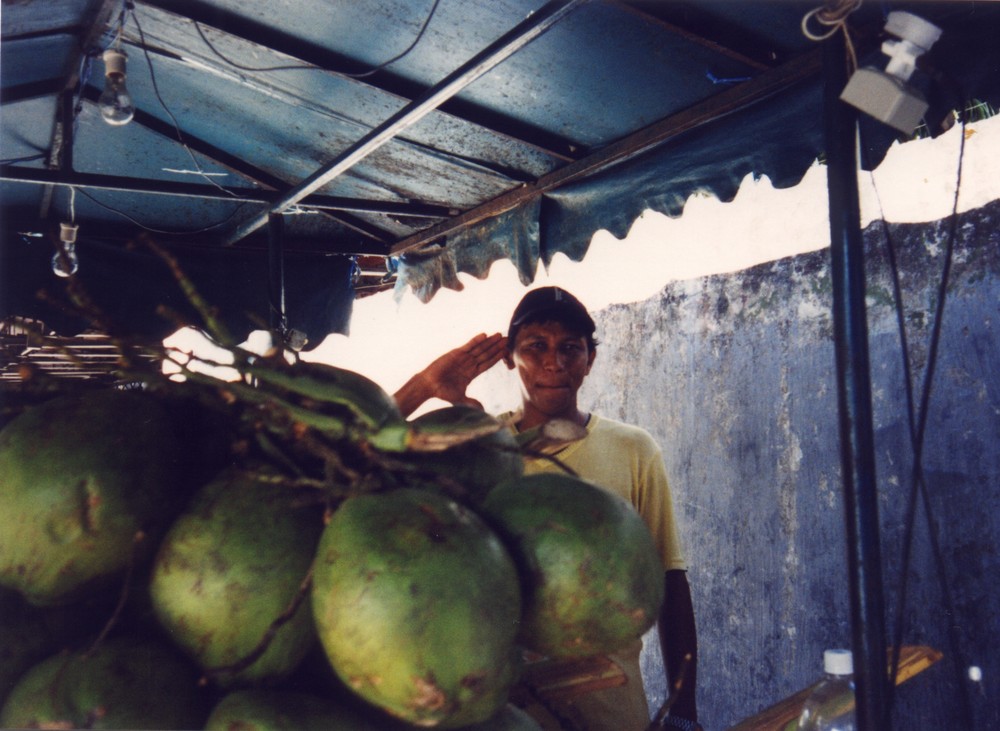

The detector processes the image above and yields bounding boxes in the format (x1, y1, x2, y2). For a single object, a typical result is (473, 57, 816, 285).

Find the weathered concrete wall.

(580, 199, 1000, 729)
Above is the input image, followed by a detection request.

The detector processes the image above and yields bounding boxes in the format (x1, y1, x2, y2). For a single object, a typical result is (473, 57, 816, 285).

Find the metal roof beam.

(223, 0, 587, 247)
(78, 85, 288, 193)
(136, 0, 581, 165)
(0, 166, 453, 219)
(611, 1, 772, 71)
(0, 25, 84, 43)
(390, 44, 824, 256)
(77, 86, 415, 241)
(0, 79, 66, 105)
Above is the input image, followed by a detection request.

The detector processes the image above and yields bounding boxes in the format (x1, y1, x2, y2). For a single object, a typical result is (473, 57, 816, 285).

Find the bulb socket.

(59, 222, 79, 244)
(103, 48, 128, 78)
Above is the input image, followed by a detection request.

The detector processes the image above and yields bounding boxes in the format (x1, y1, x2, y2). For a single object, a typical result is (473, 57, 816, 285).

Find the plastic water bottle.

(796, 649, 856, 731)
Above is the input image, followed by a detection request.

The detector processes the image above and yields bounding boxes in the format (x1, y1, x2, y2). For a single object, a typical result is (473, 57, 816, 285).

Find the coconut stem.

(86, 532, 146, 658)
(201, 566, 315, 682)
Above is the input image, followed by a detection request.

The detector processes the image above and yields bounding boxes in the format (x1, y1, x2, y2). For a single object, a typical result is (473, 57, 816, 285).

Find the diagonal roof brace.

(222, 0, 588, 247)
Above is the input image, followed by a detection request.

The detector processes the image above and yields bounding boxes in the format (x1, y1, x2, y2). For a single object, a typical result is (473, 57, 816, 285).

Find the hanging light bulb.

(99, 48, 135, 126)
(52, 223, 80, 277)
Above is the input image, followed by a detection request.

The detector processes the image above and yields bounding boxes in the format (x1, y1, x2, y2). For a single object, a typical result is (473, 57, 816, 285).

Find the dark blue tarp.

(397, 77, 833, 301)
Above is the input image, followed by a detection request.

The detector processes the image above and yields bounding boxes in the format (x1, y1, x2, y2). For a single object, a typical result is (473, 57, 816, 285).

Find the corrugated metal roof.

(2, 0, 999, 357)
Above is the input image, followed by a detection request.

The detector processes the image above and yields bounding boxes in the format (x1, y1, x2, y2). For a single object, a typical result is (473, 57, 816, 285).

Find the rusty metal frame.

(222, 0, 588, 247)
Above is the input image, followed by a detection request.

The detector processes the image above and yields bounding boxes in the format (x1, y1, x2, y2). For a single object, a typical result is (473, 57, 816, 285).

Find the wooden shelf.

(727, 645, 943, 731)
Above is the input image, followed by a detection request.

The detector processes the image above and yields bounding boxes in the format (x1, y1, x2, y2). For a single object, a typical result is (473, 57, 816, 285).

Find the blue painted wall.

(581, 200, 1000, 729)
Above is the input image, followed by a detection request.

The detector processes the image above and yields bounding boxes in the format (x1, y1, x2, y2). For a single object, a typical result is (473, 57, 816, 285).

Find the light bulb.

(99, 48, 135, 126)
(52, 223, 80, 277)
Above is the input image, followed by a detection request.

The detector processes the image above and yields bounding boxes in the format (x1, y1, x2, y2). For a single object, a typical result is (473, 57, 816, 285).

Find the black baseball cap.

(507, 286, 596, 343)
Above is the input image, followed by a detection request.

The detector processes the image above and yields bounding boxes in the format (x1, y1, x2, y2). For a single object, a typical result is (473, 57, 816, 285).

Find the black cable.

(191, 0, 441, 79)
(909, 118, 975, 729)
(192, 21, 312, 72)
(0, 153, 47, 165)
(74, 186, 251, 235)
(865, 115, 975, 728)
(127, 3, 239, 199)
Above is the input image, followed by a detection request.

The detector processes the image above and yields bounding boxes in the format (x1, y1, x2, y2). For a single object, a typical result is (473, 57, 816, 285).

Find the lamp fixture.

(840, 10, 942, 134)
(98, 48, 135, 126)
(52, 223, 80, 277)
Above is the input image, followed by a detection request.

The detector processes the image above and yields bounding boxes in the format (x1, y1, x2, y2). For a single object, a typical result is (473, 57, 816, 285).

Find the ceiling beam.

(77, 86, 423, 241)
(0, 166, 454, 219)
(223, 0, 587, 247)
(0, 25, 84, 43)
(78, 86, 284, 190)
(390, 43, 824, 256)
(610, 1, 772, 71)
(0, 79, 66, 105)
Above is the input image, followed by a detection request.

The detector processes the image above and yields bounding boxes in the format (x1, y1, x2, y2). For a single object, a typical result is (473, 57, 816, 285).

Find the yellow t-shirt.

(512, 412, 687, 572)
(503, 412, 686, 730)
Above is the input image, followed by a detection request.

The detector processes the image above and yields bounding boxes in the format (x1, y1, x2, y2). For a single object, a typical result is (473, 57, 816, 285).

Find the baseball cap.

(507, 286, 596, 342)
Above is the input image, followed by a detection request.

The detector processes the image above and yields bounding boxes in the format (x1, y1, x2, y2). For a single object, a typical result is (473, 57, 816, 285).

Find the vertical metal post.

(40, 89, 76, 218)
(822, 30, 890, 731)
(267, 213, 286, 333)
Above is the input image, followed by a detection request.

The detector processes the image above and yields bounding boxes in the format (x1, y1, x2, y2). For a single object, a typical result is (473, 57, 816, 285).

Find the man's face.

(507, 320, 595, 422)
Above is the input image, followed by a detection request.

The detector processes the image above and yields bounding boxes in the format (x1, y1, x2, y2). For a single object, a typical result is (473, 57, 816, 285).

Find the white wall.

(300, 115, 999, 415)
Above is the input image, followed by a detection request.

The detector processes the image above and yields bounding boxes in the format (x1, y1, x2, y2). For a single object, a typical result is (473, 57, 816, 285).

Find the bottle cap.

(824, 648, 854, 675)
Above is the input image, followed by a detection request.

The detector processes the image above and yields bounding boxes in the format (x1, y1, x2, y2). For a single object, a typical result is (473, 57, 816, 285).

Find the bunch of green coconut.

(0, 360, 664, 731)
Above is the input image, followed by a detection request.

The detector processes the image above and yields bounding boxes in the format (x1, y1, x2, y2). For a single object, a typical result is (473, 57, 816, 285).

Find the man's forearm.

(659, 569, 698, 723)
(392, 332, 505, 417)
(393, 372, 433, 417)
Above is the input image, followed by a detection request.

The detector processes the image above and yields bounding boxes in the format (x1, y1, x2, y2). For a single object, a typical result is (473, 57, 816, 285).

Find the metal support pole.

(267, 213, 286, 333)
(823, 29, 890, 731)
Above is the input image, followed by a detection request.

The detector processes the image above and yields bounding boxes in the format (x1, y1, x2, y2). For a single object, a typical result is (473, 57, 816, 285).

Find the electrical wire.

(111, 0, 127, 49)
(72, 0, 440, 237)
(191, 21, 313, 73)
(191, 0, 441, 78)
(127, 3, 239, 199)
(863, 115, 976, 728)
(72, 52, 94, 135)
(74, 186, 252, 235)
(0, 153, 47, 165)
(802, 0, 861, 71)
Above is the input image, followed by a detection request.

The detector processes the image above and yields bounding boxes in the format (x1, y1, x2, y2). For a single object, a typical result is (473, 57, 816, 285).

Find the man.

(394, 287, 700, 731)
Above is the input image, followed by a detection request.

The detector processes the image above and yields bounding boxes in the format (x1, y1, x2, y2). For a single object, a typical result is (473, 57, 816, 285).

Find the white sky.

(167, 114, 1000, 411)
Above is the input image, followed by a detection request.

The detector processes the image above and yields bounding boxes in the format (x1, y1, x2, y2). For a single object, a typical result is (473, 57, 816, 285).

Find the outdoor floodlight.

(840, 10, 942, 134)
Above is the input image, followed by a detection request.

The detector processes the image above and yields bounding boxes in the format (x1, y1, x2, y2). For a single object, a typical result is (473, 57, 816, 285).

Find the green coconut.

(404, 405, 523, 505)
(481, 473, 664, 658)
(312, 488, 523, 729)
(205, 688, 387, 731)
(149, 469, 322, 686)
(0, 636, 210, 730)
(0, 587, 113, 707)
(0, 389, 195, 606)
